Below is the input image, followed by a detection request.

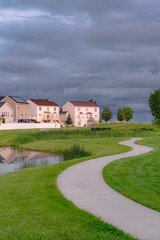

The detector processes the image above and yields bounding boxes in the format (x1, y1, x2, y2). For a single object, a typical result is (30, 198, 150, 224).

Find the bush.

(63, 145, 91, 160)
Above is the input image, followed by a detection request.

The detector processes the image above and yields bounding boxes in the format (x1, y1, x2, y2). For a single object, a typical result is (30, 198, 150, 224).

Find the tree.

(101, 107, 112, 122)
(89, 99, 97, 104)
(65, 114, 73, 125)
(148, 89, 160, 122)
(123, 107, 133, 123)
(99, 116, 102, 123)
(117, 108, 125, 122)
(38, 98, 49, 101)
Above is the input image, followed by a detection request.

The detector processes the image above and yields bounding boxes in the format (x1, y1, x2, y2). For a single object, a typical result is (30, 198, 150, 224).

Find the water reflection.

(0, 147, 64, 174)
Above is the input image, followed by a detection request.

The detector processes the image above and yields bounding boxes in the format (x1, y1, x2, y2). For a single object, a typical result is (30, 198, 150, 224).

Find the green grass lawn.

(103, 137, 160, 212)
(0, 135, 135, 240)
(0, 124, 159, 239)
(22, 138, 131, 157)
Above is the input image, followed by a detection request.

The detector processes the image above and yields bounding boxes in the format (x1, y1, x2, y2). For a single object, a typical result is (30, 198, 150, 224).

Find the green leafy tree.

(123, 107, 133, 123)
(148, 89, 160, 123)
(65, 114, 73, 125)
(38, 98, 49, 101)
(89, 99, 97, 104)
(117, 108, 125, 122)
(101, 107, 112, 122)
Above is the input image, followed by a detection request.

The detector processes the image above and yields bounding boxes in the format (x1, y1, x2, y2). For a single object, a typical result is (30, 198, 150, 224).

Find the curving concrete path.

(57, 138, 160, 240)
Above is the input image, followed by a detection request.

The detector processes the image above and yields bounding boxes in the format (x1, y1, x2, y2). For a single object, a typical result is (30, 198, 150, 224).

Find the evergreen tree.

(65, 114, 73, 125)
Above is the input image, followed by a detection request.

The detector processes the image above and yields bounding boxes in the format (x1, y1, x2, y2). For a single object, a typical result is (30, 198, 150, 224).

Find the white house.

(27, 99, 59, 123)
(62, 101, 100, 127)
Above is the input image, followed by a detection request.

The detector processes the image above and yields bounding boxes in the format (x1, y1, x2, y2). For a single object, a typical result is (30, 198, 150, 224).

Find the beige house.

(62, 101, 100, 127)
(59, 109, 69, 124)
(0, 96, 29, 122)
(0, 102, 14, 124)
(0, 147, 27, 164)
(27, 99, 59, 123)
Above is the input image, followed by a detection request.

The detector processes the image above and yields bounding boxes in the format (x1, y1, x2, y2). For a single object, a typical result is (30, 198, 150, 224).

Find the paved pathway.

(57, 138, 160, 240)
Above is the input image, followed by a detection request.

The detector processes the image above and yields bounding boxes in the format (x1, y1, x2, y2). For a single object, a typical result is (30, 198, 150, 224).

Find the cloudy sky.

(0, 0, 160, 122)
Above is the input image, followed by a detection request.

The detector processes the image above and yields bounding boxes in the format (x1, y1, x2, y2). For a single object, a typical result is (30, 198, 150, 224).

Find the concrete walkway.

(57, 138, 160, 240)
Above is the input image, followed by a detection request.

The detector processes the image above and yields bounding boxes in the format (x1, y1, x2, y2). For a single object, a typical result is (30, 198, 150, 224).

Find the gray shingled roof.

(9, 96, 28, 104)
(0, 96, 5, 101)
(0, 102, 6, 108)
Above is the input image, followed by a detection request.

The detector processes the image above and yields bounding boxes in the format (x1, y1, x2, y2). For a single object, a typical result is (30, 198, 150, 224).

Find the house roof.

(9, 96, 28, 104)
(0, 96, 5, 101)
(69, 101, 99, 107)
(29, 99, 59, 107)
(59, 109, 68, 114)
(0, 102, 5, 108)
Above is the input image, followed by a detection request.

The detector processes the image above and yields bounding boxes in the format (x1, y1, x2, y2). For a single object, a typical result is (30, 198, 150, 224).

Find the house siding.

(27, 100, 59, 122)
(1, 96, 29, 122)
(0, 102, 14, 123)
(62, 101, 100, 127)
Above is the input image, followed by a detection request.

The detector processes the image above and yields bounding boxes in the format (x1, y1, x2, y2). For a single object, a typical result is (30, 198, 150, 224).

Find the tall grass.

(11, 128, 159, 147)
(62, 145, 91, 160)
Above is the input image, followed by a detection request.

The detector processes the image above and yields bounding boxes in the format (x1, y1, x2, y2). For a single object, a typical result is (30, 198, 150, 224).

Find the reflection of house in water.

(0, 147, 64, 175)
(27, 152, 52, 160)
(0, 147, 28, 164)
(0, 147, 55, 165)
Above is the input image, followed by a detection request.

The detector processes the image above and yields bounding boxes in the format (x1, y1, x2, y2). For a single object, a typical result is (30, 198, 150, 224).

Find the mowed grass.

(22, 138, 131, 157)
(0, 137, 135, 240)
(103, 137, 160, 212)
(0, 124, 159, 239)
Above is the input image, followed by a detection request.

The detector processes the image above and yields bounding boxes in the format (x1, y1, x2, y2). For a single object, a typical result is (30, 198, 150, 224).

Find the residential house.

(0, 96, 29, 122)
(0, 102, 14, 123)
(62, 101, 100, 127)
(59, 109, 69, 124)
(27, 99, 59, 123)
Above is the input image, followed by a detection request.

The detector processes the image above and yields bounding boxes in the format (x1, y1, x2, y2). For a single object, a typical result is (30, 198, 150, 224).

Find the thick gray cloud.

(0, 1, 160, 122)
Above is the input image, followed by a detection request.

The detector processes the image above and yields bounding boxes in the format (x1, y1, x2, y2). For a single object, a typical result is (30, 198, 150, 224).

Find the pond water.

(0, 147, 64, 174)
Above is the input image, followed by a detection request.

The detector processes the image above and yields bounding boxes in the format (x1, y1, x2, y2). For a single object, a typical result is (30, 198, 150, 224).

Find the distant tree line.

(101, 106, 133, 123)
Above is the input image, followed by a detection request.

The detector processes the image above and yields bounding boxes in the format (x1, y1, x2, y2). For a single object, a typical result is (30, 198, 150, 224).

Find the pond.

(0, 147, 64, 174)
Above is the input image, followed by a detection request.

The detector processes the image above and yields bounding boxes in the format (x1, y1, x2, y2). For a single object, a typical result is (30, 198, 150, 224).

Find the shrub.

(63, 145, 91, 160)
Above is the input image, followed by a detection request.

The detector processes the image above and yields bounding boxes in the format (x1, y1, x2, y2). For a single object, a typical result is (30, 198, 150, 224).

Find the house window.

(78, 107, 80, 111)
(39, 114, 41, 116)
(39, 107, 42, 111)
(54, 107, 56, 111)
(47, 107, 49, 111)
(86, 108, 88, 111)
(78, 122, 81, 126)
(95, 108, 97, 112)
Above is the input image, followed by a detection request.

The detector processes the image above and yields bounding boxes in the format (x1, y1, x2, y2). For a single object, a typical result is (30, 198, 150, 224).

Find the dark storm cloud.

(0, 0, 160, 122)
